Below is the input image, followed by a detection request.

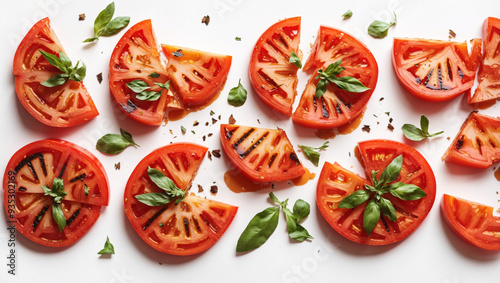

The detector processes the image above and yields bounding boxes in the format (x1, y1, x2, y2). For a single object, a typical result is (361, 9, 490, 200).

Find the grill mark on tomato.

(66, 209, 80, 226)
(18, 187, 27, 192)
(476, 137, 483, 156)
(32, 205, 49, 231)
(232, 128, 255, 149)
(224, 126, 237, 140)
(458, 68, 464, 79)
(456, 136, 464, 150)
(268, 153, 278, 168)
(14, 152, 45, 180)
(337, 96, 351, 110)
(415, 77, 421, 84)
(192, 216, 202, 233)
(446, 58, 453, 81)
(143, 206, 167, 230)
(334, 101, 342, 114)
(290, 152, 300, 165)
(58, 162, 68, 179)
(266, 39, 285, 59)
(69, 173, 86, 183)
(424, 68, 433, 89)
(321, 97, 329, 118)
(313, 95, 318, 112)
(183, 218, 190, 237)
(240, 132, 269, 159)
(380, 216, 390, 233)
(257, 69, 280, 89)
(394, 206, 418, 219)
(119, 100, 138, 113)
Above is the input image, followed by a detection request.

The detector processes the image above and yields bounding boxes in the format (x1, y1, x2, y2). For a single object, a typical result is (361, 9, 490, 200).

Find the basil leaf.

(83, 37, 99, 43)
(379, 197, 397, 222)
(39, 50, 86, 85)
(283, 206, 298, 233)
(342, 9, 353, 19)
(148, 168, 177, 192)
(155, 81, 171, 90)
(93, 2, 115, 36)
(126, 79, 150, 93)
(98, 236, 115, 255)
(289, 51, 302, 69)
(120, 128, 138, 146)
(380, 155, 402, 185)
(368, 12, 397, 38)
(136, 90, 161, 101)
(135, 192, 173, 206)
(370, 170, 380, 187)
(39, 50, 64, 71)
(84, 184, 89, 196)
(363, 199, 380, 235)
(401, 124, 426, 141)
(269, 192, 280, 205)
(420, 115, 429, 135)
(390, 184, 426, 200)
(329, 76, 370, 93)
(41, 73, 69, 87)
(149, 72, 160, 78)
(51, 178, 65, 196)
(228, 79, 248, 107)
(96, 134, 134, 154)
(292, 199, 310, 222)
(181, 126, 186, 133)
(289, 223, 314, 242)
(58, 51, 72, 71)
(99, 16, 130, 36)
(315, 60, 369, 98)
(338, 190, 370, 209)
(324, 60, 343, 76)
(298, 141, 329, 167)
(52, 202, 66, 232)
(236, 207, 280, 252)
(70, 61, 86, 82)
(315, 78, 328, 98)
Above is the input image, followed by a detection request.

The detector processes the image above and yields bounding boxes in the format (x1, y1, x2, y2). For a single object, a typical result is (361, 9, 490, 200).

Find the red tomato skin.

(441, 194, 500, 250)
(3, 139, 109, 247)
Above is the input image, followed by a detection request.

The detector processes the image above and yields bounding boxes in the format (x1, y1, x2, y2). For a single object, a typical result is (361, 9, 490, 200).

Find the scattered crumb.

(389, 117, 393, 123)
(208, 133, 213, 137)
(193, 120, 199, 126)
(205, 122, 209, 126)
(228, 114, 236, 125)
(202, 15, 210, 25)
(362, 125, 371, 133)
(218, 115, 221, 120)
(212, 118, 218, 124)
(203, 136, 206, 141)
(198, 185, 204, 193)
(210, 185, 218, 195)
(159, 262, 163, 265)
(379, 97, 385, 102)
(257, 119, 261, 124)
(449, 29, 456, 39)
(169, 129, 173, 135)
(447, 137, 450, 140)
(96, 73, 103, 84)
(385, 112, 390, 116)
(387, 124, 394, 131)
(212, 149, 221, 158)
(208, 151, 212, 161)
(114, 162, 121, 170)
(79, 13, 86, 21)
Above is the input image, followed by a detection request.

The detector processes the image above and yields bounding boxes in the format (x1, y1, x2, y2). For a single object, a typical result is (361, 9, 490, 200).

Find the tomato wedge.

(220, 124, 305, 182)
(470, 17, 500, 104)
(162, 44, 232, 106)
(442, 112, 500, 168)
(3, 139, 109, 247)
(13, 17, 98, 127)
(292, 26, 378, 129)
(124, 143, 237, 255)
(441, 194, 500, 250)
(249, 17, 301, 116)
(316, 140, 436, 245)
(109, 20, 181, 126)
(392, 38, 482, 102)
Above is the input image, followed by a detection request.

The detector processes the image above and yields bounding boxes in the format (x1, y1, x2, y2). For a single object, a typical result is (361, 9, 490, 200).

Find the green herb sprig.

(228, 79, 247, 107)
(96, 128, 139, 155)
(39, 50, 86, 87)
(135, 167, 186, 206)
(126, 79, 170, 101)
(41, 178, 68, 232)
(338, 155, 426, 235)
(367, 11, 397, 38)
(298, 141, 329, 167)
(98, 236, 115, 254)
(84, 2, 130, 43)
(236, 192, 312, 253)
(315, 59, 370, 98)
(402, 115, 443, 141)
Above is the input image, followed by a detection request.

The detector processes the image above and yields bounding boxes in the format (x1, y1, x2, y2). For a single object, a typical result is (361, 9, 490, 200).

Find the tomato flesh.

(470, 17, 500, 104)
(441, 194, 500, 250)
(124, 143, 237, 255)
(316, 140, 436, 245)
(220, 124, 305, 182)
(392, 38, 481, 102)
(162, 44, 232, 106)
(249, 17, 301, 116)
(292, 26, 378, 129)
(13, 18, 99, 127)
(3, 139, 109, 247)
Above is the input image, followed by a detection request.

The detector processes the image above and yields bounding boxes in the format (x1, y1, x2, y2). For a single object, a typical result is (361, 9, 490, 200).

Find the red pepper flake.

(203, 136, 206, 141)
(389, 117, 393, 123)
(387, 124, 394, 131)
(96, 72, 103, 84)
(211, 149, 221, 158)
(207, 151, 212, 161)
(362, 125, 371, 133)
(198, 185, 204, 193)
(212, 118, 218, 124)
(114, 162, 121, 170)
(208, 133, 213, 138)
(218, 115, 221, 120)
(210, 185, 218, 195)
(79, 13, 86, 21)
(202, 15, 210, 26)
(205, 122, 209, 126)
(228, 114, 236, 125)
(379, 97, 384, 102)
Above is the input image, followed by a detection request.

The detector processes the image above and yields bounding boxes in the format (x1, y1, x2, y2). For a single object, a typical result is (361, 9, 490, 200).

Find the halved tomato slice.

(442, 112, 500, 168)
(13, 17, 98, 127)
(470, 17, 500, 104)
(249, 17, 301, 116)
(392, 38, 482, 102)
(109, 20, 181, 126)
(316, 140, 436, 245)
(124, 143, 237, 256)
(292, 26, 378, 129)
(441, 194, 500, 250)
(3, 139, 109, 247)
(220, 124, 305, 182)
(162, 44, 232, 106)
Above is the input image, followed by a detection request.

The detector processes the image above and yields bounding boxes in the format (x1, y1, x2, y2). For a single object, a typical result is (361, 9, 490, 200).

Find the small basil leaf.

(283, 206, 298, 233)
(70, 61, 86, 82)
(379, 197, 397, 222)
(390, 184, 426, 200)
(228, 79, 248, 107)
(289, 51, 302, 69)
(342, 9, 353, 19)
(98, 236, 115, 255)
(181, 126, 186, 133)
(363, 199, 380, 235)
(338, 190, 370, 209)
(52, 202, 66, 232)
(96, 134, 133, 154)
(51, 178, 66, 196)
(401, 124, 426, 141)
(126, 79, 150, 93)
(288, 223, 314, 242)
(94, 2, 115, 36)
(236, 207, 280, 252)
(136, 90, 161, 101)
(315, 78, 327, 98)
(298, 141, 329, 167)
(330, 76, 370, 93)
(380, 155, 402, 185)
(99, 16, 130, 36)
(368, 12, 397, 38)
(324, 60, 343, 76)
(83, 37, 99, 43)
(39, 50, 64, 71)
(148, 167, 177, 192)
(370, 170, 380, 187)
(269, 192, 280, 205)
(135, 192, 173, 206)
(149, 72, 160, 78)
(41, 74, 69, 87)
(154, 81, 171, 90)
(84, 184, 89, 196)
(58, 51, 72, 71)
(420, 115, 430, 135)
(292, 199, 310, 222)
(120, 128, 138, 146)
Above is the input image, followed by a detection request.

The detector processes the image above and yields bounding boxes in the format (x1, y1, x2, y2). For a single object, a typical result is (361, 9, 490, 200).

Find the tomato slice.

(220, 124, 305, 182)
(248, 17, 301, 116)
(316, 140, 436, 245)
(441, 194, 500, 250)
(109, 20, 181, 126)
(3, 139, 109, 247)
(13, 17, 98, 127)
(392, 38, 482, 102)
(442, 112, 500, 168)
(470, 17, 500, 104)
(124, 143, 237, 255)
(292, 26, 378, 129)
(162, 44, 232, 106)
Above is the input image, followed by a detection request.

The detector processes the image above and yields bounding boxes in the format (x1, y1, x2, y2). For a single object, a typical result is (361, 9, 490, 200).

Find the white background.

(1, 0, 500, 282)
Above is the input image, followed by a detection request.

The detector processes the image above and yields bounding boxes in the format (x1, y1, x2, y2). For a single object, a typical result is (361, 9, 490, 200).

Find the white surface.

(1, 0, 500, 282)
